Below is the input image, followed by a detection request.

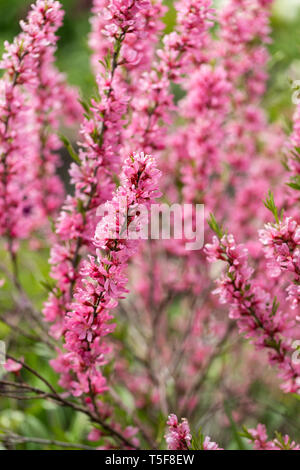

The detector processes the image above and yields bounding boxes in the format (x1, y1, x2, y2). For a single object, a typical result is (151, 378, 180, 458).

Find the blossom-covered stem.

(45, 1, 158, 340)
(220, 0, 274, 102)
(205, 216, 300, 394)
(69, 33, 123, 274)
(50, 153, 161, 446)
(69, 0, 158, 271)
(0, 433, 96, 451)
(165, 414, 223, 450)
(109, 387, 157, 448)
(125, 0, 215, 154)
(1, 53, 27, 244)
(165, 414, 192, 450)
(33, 51, 80, 221)
(0, 1, 65, 244)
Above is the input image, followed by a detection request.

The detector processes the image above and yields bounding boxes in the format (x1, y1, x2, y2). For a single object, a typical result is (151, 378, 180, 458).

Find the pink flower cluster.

(205, 232, 300, 394)
(165, 414, 223, 450)
(0, 0, 78, 244)
(220, 0, 273, 100)
(89, 0, 166, 74)
(165, 414, 192, 450)
(165, 417, 299, 451)
(247, 424, 300, 450)
(44, 0, 158, 337)
(125, 0, 215, 155)
(51, 152, 161, 401)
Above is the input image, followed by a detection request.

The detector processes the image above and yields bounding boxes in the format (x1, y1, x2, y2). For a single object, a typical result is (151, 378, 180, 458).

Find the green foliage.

(208, 213, 224, 239)
(263, 190, 282, 224)
(59, 134, 80, 164)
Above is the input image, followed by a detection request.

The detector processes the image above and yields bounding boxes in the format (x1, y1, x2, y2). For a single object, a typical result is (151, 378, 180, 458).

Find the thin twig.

(5, 356, 139, 449)
(0, 432, 96, 450)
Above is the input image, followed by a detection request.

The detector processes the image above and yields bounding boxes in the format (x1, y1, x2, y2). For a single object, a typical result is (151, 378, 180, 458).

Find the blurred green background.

(0, 0, 300, 450)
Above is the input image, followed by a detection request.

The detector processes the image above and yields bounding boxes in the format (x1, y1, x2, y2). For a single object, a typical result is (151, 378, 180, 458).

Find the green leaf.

(239, 426, 255, 442)
(287, 180, 300, 191)
(271, 296, 280, 316)
(78, 98, 91, 116)
(263, 190, 280, 224)
(40, 279, 56, 293)
(208, 213, 224, 239)
(224, 402, 246, 450)
(59, 134, 80, 165)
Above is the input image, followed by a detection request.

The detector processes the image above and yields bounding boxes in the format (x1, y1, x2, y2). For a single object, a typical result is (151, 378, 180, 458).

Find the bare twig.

(4, 356, 140, 449)
(0, 431, 96, 450)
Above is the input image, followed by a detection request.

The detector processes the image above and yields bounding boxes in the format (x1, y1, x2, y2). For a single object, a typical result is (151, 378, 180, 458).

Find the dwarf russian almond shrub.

(0, 0, 299, 450)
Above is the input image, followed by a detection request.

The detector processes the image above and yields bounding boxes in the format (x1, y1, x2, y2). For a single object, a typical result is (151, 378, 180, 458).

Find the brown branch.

(4, 356, 139, 449)
(0, 431, 96, 450)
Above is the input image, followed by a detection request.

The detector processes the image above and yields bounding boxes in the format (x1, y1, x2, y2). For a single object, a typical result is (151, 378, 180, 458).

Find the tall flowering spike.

(0, 0, 66, 243)
(51, 152, 161, 402)
(219, 0, 273, 100)
(169, 63, 231, 208)
(205, 229, 300, 394)
(216, 0, 280, 184)
(285, 76, 300, 206)
(44, 0, 157, 337)
(30, 18, 81, 222)
(175, 0, 214, 66)
(125, 0, 215, 155)
(165, 414, 192, 450)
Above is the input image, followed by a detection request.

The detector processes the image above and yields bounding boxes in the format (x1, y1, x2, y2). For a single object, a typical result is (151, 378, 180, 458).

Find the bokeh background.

(0, 0, 300, 449)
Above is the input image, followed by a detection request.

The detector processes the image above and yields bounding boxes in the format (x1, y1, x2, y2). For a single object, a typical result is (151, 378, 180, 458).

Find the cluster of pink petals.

(205, 233, 300, 394)
(0, 0, 78, 244)
(247, 424, 300, 450)
(165, 414, 223, 450)
(220, 0, 273, 100)
(125, 0, 215, 156)
(44, 0, 160, 339)
(51, 152, 161, 401)
(31, 49, 80, 220)
(89, 0, 166, 74)
(165, 414, 192, 450)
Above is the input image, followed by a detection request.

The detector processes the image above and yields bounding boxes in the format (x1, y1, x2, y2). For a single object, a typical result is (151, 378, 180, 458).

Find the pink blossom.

(247, 424, 300, 450)
(205, 232, 300, 394)
(165, 414, 192, 450)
